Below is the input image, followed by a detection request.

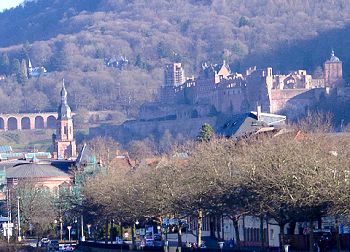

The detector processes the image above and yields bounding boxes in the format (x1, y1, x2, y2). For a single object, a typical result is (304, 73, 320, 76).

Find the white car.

(40, 238, 50, 247)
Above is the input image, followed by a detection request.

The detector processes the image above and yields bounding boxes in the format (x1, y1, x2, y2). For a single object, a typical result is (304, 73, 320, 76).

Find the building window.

(270, 229, 274, 239)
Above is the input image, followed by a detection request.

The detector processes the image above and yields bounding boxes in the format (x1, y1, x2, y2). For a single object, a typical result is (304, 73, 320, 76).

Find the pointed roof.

(57, 79, 72, 120)
(28, 58, 32, 69)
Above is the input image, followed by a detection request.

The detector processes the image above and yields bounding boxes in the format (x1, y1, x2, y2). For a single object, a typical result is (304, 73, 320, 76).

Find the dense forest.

(0, 0, 349, 115)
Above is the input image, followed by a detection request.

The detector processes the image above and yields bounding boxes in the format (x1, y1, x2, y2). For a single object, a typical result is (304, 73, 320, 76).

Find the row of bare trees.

(80, 133, 350, 250)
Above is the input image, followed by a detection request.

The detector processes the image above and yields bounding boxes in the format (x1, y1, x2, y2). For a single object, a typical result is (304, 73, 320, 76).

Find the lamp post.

(54, 220, 58, 238)
(132, 220, 139, 247)
(60, 218, 63, 241)
(87, 224, 91, 238)
(17, 196, 21, 241)
(6, 188, 11, 244)
(67, 226, 72, 241)
(81, 215, 85, 241)
(74, 218, 79, 241)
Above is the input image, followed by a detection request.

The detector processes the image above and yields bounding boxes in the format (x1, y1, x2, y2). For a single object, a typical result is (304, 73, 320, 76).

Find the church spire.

(58, 79, 72, 120)
(54, 78, 77, 160)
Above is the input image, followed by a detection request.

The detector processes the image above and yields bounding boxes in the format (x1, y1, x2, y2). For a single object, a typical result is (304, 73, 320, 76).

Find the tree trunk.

(279, 223, 285, 251)
(110, 220, 114, 244)
(177, 224, 182, 251)
(215, 216, 220, 240)
(221, 215, 224, 241)
(104, 219, 108, 244)
(260, 216, 264, 248)
(119, 222, 123, 239)
(242, 215, 246, 246)
(309, 221, 314, 252)
(197, 209, 203, 247)
(288, 221, 296, 235)
(131, 224, 136, 247)
(233, 218, 241, 247)
(266, 218, 269, 248)
(335, 218, 341, 252)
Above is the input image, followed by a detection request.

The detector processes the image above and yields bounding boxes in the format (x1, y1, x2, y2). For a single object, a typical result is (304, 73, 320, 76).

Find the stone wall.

(269, 89, 321, 114)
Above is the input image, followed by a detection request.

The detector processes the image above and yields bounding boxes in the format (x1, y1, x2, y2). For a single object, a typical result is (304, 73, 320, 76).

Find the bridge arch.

(47, 116, 56, 129)
(35, 116, 44, 129)
(21, 117, 31, 130)
(8, 117, 18, 130)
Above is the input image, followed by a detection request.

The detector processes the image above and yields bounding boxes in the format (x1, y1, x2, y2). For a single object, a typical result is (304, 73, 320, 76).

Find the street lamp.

(87, 224, 91, 238)
(17, 196, 21, 241)
(81, 215, 85, 241)
(60, 218, 63, 241)
(67, 226, 72, 241)
(132, 220, 139, 247)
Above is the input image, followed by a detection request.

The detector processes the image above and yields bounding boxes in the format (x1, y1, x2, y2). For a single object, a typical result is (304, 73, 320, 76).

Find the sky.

(0, 0, 23, 12)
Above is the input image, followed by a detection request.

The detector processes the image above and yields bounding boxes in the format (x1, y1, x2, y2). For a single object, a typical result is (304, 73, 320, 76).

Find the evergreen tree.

(11, 58, 20, 75)
(0, 53, 9, 76)
(20, 41, 31, 60)
(197, 123, 214, 142)
(17, 59, 28, 85)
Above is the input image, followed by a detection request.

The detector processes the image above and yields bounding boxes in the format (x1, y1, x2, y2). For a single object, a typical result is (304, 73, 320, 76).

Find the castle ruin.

(140, 50, 345, 122)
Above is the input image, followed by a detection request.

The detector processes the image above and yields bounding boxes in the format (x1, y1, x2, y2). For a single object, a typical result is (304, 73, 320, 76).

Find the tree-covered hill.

(0, 0, 350, 115)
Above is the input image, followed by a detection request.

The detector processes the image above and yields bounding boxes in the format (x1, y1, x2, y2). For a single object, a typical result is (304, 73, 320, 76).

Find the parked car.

(145, 238, 154, 246)
(49, 240, 59, 251)
(62, 244, 75, 251)
(40, 238, 50, 247)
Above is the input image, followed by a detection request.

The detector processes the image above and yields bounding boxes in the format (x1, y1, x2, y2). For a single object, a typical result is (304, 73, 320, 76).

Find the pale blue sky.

(0, 0, 23, 12)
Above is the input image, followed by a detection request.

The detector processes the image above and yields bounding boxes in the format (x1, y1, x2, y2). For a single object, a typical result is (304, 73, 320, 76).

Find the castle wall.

(139, 103, 177, 121)
(324, 62, 342, 87)
(269, 89, 318, 113)
(245, 68, 272, 112)
(90, 117, 218, 144)
(214, 87, 245, 114)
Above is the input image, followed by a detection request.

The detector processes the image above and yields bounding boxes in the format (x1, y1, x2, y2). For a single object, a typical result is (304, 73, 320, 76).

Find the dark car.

(49, 240, 59, 251)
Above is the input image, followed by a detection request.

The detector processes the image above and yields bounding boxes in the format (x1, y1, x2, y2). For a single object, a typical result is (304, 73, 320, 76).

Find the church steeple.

(53, 79, 76, 160)
(58, 79, 72, 120)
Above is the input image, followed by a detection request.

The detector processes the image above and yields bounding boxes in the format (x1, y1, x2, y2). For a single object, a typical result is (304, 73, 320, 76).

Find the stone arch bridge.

(0, 112, 59, 131)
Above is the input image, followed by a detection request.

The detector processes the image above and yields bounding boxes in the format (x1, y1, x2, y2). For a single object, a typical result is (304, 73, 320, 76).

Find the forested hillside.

(0, 0, 350, 115)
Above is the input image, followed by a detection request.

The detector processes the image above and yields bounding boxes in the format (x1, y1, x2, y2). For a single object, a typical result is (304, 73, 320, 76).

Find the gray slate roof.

(6, 162, 71, 178)
(218, 112, 286, 139)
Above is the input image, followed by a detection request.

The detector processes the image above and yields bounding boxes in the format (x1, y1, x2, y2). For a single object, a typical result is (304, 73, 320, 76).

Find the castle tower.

(324, 50, 343, 88)
(53, 79, 77, 159)
(164, 63, 185, 87)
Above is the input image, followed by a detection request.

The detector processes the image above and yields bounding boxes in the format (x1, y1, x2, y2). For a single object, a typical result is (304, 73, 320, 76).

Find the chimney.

(257, 104, 262, 121)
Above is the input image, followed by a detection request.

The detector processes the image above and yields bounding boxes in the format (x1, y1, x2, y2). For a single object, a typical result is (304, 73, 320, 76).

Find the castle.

(140, 50, 345, 121)
(91, 50, 348, 143)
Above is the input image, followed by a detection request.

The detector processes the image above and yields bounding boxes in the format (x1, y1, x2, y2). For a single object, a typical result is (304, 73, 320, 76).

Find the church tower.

(53, 79, 77, 159)
(324, 50, 343, 88)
